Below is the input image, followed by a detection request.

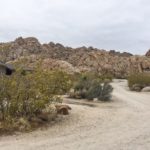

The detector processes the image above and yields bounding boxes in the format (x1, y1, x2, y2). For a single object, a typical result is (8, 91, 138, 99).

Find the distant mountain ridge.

(0, 37, 150, 78)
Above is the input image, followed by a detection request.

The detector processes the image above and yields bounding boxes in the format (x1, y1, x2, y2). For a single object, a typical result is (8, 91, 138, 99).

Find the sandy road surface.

(0, 80, 150, 150)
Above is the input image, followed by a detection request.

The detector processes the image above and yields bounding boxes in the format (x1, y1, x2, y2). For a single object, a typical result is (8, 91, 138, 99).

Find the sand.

(0, 79, 150, 150)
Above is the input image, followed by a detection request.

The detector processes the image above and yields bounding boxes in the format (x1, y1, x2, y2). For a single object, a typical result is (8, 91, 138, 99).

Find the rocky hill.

(146, 49, 150, 57)
(0, 37, 150, 78)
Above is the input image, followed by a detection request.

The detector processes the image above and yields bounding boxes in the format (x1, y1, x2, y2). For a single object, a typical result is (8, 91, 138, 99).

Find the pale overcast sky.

(0, 0, 150, 54)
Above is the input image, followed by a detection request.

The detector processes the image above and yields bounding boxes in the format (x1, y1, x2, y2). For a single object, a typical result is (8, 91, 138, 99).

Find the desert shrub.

(100, 73, 113, 81)
(128, 73, 150, 90)
(0, 44, 11, 62)
(86, 81, 113, 101)
(0, 68, 72, 130)
(97, 83, 113, 101)
(86, 80, 102, 100)
(74, 74, 92, 91)
(46, 70, 72, 95)
(70, 73, 113, 101)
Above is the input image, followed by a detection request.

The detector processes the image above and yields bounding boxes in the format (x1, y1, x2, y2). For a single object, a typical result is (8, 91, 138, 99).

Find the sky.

(0, 0, 150, 54)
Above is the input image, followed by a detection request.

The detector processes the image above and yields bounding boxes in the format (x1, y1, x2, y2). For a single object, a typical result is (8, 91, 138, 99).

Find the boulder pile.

(1, 37, 150, 78)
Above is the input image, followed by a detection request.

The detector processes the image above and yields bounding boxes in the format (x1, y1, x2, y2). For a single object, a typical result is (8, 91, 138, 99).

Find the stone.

(109, 50, 133, 57)
(142, 86, 150, 92)
(131, 84, 142, 92)
(42, 58, 79, 74)
(146, 49, 150, 57)
(55, 104, 71, 115)
(1, 37, 150, 79)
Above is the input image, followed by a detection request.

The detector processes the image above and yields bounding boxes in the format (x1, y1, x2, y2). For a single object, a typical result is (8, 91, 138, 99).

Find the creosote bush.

(128, 73, 150, 91)
(69, 73, 113, 101)
(0, 68, 72, 132)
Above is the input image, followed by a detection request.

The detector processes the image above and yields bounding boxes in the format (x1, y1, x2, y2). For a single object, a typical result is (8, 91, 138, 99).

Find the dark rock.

(0, 62, 15, 75)
(146, 49, 150, 57)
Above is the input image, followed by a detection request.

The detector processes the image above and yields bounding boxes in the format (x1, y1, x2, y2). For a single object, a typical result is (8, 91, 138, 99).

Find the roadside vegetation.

(69, 73, 113, 101)
(128, 73, 150, 91)
(0, 66, 114, 134)
(0, 68, 72, 134)
(0, 44, 11, 63)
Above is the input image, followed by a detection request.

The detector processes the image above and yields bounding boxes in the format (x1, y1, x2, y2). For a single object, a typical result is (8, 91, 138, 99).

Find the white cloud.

(0, 0, 150, 54)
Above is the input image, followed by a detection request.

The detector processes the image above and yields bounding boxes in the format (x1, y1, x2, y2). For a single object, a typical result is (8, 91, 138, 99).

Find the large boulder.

(42, 58, 79, 74)
(0, 37, 42, 62)
(146, 49, 150, 57)
(142, 86, 150, 92)
(55, 104, 71, 115)
(130, 84, 143, 92)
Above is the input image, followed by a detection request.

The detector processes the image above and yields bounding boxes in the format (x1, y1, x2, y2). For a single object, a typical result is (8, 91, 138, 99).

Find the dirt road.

(0, 80, 150, 150)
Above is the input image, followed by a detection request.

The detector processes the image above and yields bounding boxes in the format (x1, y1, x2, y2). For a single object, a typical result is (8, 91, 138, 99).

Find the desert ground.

(0, 80, 150, 150)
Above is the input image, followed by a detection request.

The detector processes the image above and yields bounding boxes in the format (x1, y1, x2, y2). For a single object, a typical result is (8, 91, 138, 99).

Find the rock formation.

(42, 58, 79, 74)
(109, 50, 133, 57)
(146, 49, 150, 57)
(0, 37, 150, 78)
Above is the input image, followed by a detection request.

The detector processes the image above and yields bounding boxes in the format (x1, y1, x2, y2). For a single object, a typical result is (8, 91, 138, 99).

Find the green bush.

(0, 44, 11, 62)
(70, 73, 113, 101)
(97, 83, 113, 101)
(100, 73, 113, 81)
(0, 68, 72, 131)
(128, 73, 150, 90)
(86, 80, 102, 100)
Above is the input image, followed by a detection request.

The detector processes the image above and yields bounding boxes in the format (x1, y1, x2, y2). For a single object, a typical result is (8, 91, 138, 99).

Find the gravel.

(0, 79, 150, 150)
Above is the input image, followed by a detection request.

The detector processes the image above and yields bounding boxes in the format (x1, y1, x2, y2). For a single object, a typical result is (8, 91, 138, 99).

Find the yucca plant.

(86, 80, 102, 100)
(70, 73, 113, 101)
(97, 83, 113, 101)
